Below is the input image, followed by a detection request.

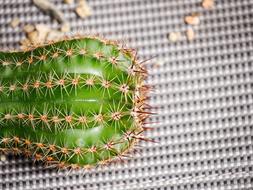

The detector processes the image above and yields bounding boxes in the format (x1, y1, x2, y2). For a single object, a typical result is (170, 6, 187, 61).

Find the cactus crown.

(0, 36, 150, 169)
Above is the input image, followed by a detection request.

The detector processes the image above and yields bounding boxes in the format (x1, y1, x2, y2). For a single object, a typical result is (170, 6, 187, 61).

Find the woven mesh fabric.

(1, 0, 253, 189)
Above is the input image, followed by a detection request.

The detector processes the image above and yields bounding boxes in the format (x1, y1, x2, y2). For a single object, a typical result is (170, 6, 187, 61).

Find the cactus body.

(0, 36, 149, 169)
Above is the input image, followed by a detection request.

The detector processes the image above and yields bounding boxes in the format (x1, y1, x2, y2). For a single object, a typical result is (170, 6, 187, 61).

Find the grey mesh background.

(0, 0, 253, 189)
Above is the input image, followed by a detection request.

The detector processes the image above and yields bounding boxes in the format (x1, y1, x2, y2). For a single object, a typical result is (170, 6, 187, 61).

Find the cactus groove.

(0, 36, 150, 169)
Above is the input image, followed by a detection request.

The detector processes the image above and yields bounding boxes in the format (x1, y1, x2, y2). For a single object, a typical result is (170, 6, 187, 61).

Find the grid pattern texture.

(1, 0, 253, 189)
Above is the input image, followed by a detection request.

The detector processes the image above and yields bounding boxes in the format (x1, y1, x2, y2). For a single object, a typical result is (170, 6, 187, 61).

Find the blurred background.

(0, 0, 253, 189)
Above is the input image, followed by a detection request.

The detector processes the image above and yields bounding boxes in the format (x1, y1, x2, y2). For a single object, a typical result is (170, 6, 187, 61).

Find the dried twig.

(33, 0, 66, 24)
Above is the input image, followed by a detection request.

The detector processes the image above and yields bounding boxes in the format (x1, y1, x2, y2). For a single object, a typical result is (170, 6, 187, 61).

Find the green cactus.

(0, 36, 150, 169)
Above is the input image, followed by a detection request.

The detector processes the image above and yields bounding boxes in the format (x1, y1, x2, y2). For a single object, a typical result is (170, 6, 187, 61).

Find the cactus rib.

(0, 36, 150, 169)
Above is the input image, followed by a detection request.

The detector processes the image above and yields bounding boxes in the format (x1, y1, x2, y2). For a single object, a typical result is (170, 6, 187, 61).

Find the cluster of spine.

(0, 105, 130, 130)
(0, 129, 145, 169)
(0, 74, 134, 97)
(0, 36, 151, 169)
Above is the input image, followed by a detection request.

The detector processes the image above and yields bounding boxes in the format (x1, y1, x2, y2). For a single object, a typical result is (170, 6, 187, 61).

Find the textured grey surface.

(1, 0, 253, 190)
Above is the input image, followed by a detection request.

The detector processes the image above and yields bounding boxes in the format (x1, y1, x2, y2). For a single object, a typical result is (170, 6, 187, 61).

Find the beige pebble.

(20, 38, 32, 50)
(20, 45, 28, 50)
(61, 23, 70, 32)
(168, 32, 181, 42)
(20, 38, 31, 46)
(35, 24, 51, 43)
(10, 17, 20, 28)
(23, 24, 35, 33)
(202, 0, 215, 9)
(27, 31, 39, 44)
(76, 0, 92, 18)
(64, 0, 74, 4)
(186, 28, 195, 41)
(46, 30, 64, 41)
(185, 14, 200, 25)
(0, 155, 6, 162)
